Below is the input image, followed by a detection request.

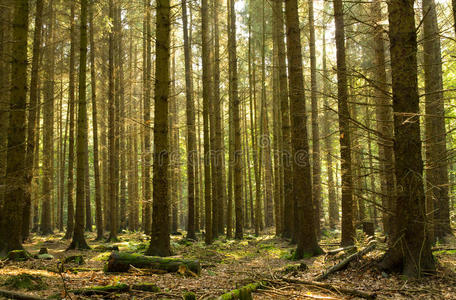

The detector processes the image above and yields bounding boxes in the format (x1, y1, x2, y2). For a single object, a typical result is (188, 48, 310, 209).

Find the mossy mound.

(64, 255, 85, 265)
(6, 250, 32, 262)
(2, 274, 47, 291)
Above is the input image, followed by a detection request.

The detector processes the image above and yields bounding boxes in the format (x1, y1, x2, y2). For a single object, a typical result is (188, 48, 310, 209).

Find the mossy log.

(218, 282, 266, 300)
(93, 245, 119, 252)
(326, 245, 356, 256)
(0, 289, 44, 300)
(131, 283, 160, 292)
(71, 283, 130, 296)
(105, 252, 201, 275)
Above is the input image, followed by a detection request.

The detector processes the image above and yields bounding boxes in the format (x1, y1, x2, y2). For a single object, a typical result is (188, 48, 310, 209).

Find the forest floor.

(0, 229, 455, 299)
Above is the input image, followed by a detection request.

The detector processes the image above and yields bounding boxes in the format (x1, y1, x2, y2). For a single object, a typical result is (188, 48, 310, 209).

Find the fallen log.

(316, 241, 376, 281)
(131, 283, 160, 292)
(71, 283, 130, 296)
(280, 278, 376, 299)
(218, 281, 266, 300)
(105, 252, 201, 275)
(326, 245, 356, 256)
(0, 289, 44, 300)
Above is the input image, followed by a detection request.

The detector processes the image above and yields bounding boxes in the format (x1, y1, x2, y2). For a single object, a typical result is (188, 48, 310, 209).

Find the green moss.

(64, 255, 84, 265)
(433, 249, 456, 255)
(259, 244, 275, 250)
(92, 251, 111, 261)
(132, 283, 160, 292)
(71, 283, 130, 295)
(218, 282, 264, 300)
(184, 291, 197, 300)
(2, 274, 47, 291)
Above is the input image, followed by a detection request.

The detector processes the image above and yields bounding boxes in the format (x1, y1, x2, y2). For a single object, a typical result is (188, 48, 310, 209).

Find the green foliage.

(2, 274, 47, 291)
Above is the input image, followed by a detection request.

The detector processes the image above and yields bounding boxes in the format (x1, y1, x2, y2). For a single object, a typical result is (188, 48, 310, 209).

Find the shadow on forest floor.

(0, 228, 455, 299)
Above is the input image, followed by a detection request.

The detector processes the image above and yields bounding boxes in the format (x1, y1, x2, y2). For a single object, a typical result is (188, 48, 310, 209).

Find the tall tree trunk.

(68, 0, 90, 250)
(308, 0, 321, 236)
(146, 0, 171, 256)
(228, 0, 243, 240)
(117, 5, 127, 232)
(108, 0, 119, 242)
(84, 126, 92, 232)
(371, 0, 395, 236)
(271, 5, 283, 234)
(0, 0, 12, 211)
(64, 3, 76, 240)
(379, 0, 435, 278)
(32, 88, 41, 233)
(272, 0, 292, 239)
(0, 0, 29, 255)
(182, 0, 197, 240)
(422, 0, 453, 243)
(261, 0, 273, 228)
(285, 0, 322, 258)
(22, 0, 44, 241)
(170, 50, 179, 234)
(333, 0, 354, 246)
(322, 26, 338, 229)
(247, 11, 261, 237)
(143, 0, 152, 236)
(202, 0, 213, 244)
(40, 0, 55, 236)
(90, 2, 103, 240)
(213, 0, 225, 236)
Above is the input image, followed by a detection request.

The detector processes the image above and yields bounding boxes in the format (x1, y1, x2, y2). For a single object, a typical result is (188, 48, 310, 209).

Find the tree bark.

(228, 0, 243, 240)
(68, 0, 90, 250)
(64, 3, 76, 240)
(422, 0, 453, 242)
(322, 23, 338, 229)
(146, 0, 171, 256)
(22, 0, 44, 241)
(308, 0, 322, 237)
(261, 0, 273, 229)
(371, 0, 395, 236)
(202, 0, 213, 244)
(89, 2, 103, 240)
(379, 0, 435, 277)
(333, 0, 354, 246)
(272, 0, 292, 239)
(285, 0, 322, 258)
(0, 0, 29, 255)
(40, 0, 55, 236)
(182, 0, 197, 240)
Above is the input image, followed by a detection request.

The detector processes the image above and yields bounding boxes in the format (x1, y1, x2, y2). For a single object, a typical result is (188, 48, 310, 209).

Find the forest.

(0, 0, 455, 298)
